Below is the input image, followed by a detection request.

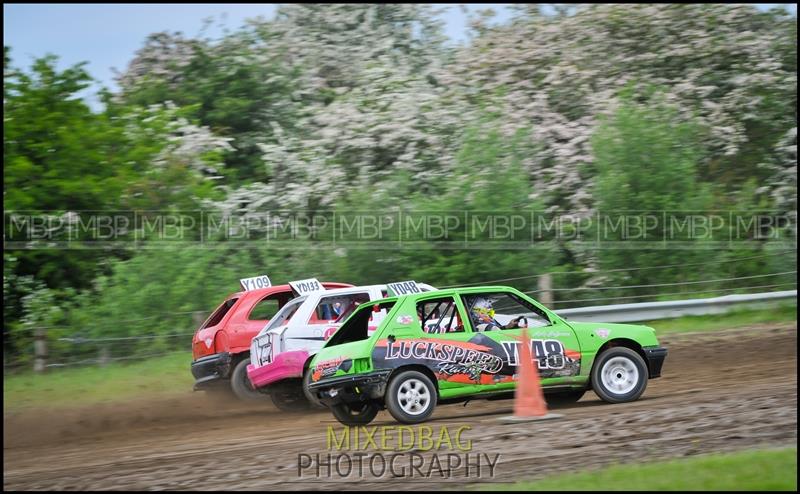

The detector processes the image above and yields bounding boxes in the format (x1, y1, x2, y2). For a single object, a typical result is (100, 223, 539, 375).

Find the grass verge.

(644, 303, 796, 335)
(483, 446, 797, 491)
(3, 351, 193, 411)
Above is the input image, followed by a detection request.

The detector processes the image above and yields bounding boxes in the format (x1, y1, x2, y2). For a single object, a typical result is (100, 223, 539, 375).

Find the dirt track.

(4, 323, 797, 490)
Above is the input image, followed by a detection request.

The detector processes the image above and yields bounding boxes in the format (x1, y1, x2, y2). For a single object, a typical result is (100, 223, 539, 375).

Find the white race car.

(246, 279, 436, 410)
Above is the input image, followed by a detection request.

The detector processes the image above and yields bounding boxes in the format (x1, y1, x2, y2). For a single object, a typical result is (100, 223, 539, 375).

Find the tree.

(446, 4, 797, 210)
(115, 30, 301, 182)
(4, 51, 128, 295)
(589, 91, 719, 298)
(3, 51, 233, 348)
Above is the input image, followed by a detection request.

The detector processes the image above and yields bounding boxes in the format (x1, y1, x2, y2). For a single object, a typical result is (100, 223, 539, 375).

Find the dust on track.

(4, 323, 797, 490)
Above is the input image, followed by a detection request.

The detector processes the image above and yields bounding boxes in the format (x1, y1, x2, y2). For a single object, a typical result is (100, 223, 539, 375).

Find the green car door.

(412, 292, 488, 399)
(456, 288, 585, 393)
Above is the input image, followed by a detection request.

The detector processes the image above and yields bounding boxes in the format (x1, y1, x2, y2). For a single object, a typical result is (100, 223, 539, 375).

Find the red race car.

(190, 275, 352, 401)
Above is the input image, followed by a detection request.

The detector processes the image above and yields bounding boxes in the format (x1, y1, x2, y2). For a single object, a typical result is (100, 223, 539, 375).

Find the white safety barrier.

(554, 290, 797, 323)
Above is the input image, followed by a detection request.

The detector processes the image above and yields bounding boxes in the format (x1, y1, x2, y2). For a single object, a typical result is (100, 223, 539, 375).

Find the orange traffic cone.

(499, 327, 562, 423)
(514, 327, 549, 417)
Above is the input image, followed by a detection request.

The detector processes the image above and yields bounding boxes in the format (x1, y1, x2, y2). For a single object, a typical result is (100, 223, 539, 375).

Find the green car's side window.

(416, 296, 468, 335)
(461, 291, 552, 332)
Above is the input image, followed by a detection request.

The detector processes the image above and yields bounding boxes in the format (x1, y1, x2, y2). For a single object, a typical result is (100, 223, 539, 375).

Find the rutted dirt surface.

(4, 323, 797, 490)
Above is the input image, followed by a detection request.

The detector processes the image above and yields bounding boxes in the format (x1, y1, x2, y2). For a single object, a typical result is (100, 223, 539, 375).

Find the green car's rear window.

(326, 300, 396, 346)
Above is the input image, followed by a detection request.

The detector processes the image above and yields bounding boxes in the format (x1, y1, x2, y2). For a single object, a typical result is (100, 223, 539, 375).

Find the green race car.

(306, 286, 668, 425)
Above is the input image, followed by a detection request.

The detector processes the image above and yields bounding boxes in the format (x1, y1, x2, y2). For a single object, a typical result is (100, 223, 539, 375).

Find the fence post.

(98, 345, 110, 367)
(192, 311, 205, 329)
(33, 327, 47, 373)
(538, 273, 553, 306)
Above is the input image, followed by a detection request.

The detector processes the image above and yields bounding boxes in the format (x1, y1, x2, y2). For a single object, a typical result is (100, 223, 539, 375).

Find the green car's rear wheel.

(331, 402, 380, 425)
(270, 380, 312, 411)
(591, 347, 648, 403)
(385, 370, 437, 424)
(302, 366, 326, 410)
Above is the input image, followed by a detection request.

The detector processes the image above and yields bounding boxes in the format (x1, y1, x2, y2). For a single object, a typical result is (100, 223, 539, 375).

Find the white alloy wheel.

(591, 347, 649, 404)
(397, 378, 431, 415)
(600, 356, 639, 395)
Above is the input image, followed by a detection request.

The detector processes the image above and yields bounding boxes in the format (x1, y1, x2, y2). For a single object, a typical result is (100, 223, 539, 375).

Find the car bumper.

(307, 370, 392, 407)
(247, 350, 308, 389)
(643, 346, 668, 378)
(191, 352, 232, 390)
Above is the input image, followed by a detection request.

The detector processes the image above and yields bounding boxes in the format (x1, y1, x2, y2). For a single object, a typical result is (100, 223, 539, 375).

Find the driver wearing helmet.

(469, 296, 525, 332)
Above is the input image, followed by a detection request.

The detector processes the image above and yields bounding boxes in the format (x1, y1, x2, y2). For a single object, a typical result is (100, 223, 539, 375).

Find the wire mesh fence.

(4, 251, 797, 374)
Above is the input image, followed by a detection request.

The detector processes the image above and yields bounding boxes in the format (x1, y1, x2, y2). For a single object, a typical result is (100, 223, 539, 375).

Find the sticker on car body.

(595, 328, 611, 338)
(371, 333, 581, 385)
(312, 357, 352, 381)
(396, 315, 414, 325)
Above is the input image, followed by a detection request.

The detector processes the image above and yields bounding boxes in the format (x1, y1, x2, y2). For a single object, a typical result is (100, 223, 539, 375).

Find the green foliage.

(63, 246, 283, 341)
(588, 90, 724, 301)
(4, 52, 127, 310)
(4, 54, 119, 211)
(324, 119, 556, 293)
(117, 30, 302, 182)
(593, 88, 710, 212)
(3, 51, 232, 354)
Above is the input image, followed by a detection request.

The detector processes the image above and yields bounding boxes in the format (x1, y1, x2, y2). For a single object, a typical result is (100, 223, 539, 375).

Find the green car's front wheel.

(385, 370, 437, 424)
(591, 347, 648, 403)
(331, 402, 380, 426)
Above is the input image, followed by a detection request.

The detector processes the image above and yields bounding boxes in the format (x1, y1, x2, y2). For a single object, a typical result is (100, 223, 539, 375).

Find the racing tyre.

(545, 390, 586, 406)
(270, 380, 312, 412)
(331, 402, 380, 426)
(591, 347, 648, 404)
(302, 367, 326, 410)
(385, 370, 437, 424)
(230, 357, 269, 402)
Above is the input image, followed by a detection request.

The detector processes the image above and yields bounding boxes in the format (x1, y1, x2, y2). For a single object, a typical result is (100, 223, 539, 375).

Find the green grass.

(645, 303, 796, 335)
(485, 447, 797, 491)
(3, 351, 194, 411)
